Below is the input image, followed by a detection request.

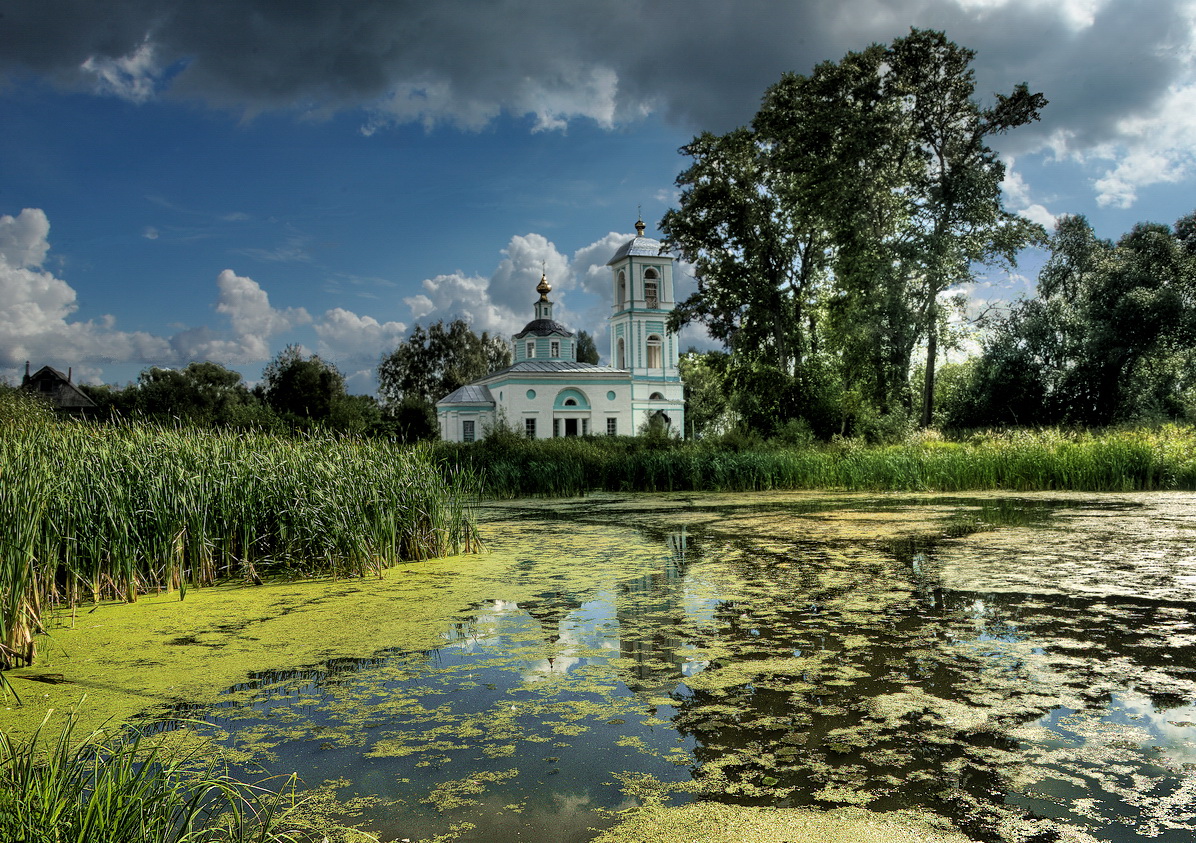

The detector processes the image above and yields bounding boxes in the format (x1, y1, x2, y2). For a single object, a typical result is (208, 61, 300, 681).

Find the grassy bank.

(434, 425, 1196, 498)
(0, 715, 316, 843)
(0, 394, 479, 671)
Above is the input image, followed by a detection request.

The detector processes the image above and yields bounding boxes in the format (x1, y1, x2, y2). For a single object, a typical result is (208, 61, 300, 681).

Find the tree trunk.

(921, 300, 937, 428)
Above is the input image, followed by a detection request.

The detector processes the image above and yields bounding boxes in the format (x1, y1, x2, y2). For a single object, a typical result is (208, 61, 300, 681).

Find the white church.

(436, 219, 685, 441)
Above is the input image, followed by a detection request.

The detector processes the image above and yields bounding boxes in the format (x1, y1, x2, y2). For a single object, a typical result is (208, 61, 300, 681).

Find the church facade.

(436, 221, 685, 441)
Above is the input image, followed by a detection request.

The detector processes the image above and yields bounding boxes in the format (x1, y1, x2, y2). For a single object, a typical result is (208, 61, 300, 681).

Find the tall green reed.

(433, 424, 1196, 499)
(0, 392, 480, 669)
(0, 712, 310, 843)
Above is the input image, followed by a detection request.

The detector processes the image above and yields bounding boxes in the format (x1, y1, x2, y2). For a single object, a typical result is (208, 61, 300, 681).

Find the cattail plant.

(0, 391, 480, 669)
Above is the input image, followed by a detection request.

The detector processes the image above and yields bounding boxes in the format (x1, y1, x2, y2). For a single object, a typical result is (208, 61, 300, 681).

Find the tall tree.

(758, 44, 921, 415)
(377, 320, 510, 407)
(888, 29, 1048, 425)
(661, 124, 829, 379)
(661, 30, 1046, 432)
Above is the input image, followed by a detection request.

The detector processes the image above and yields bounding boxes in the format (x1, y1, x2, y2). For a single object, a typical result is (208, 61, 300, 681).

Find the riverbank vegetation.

(0, 391, 478, 671)
(0, 715, 318, 843)
(434, 424, 1196, 499)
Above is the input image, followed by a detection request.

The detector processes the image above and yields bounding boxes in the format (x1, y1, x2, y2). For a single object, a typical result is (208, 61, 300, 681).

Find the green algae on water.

(590, 803, 976, 843)
(5, 490, 1195, 843)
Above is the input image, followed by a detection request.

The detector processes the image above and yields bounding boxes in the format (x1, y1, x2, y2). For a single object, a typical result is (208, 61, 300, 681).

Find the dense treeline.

(30, 318, 519, 442)
(678, 207, 1196, 440)
(942, 213, 1196, 428)
(68, 348, 400, 438)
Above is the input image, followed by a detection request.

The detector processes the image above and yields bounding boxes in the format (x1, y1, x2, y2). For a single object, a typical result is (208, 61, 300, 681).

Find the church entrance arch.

(553, 388, 592, 437)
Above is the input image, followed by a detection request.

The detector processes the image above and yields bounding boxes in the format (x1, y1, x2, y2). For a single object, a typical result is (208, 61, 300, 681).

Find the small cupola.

(534, 271, 553, 321)
(514, 270, 574, 362)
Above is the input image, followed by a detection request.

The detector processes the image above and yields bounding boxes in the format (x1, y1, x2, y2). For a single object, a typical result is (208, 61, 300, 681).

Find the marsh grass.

(0, 392, 479, 670)
(0, 713, 311, 843)
(435, 425, 1196, 498)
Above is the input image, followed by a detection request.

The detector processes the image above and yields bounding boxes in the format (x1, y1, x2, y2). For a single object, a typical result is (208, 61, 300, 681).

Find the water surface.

(151, 492, 1196, 842)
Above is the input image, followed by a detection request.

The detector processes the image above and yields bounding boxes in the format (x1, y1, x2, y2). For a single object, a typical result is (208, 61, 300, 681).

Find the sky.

(2, 0, 1195, 393)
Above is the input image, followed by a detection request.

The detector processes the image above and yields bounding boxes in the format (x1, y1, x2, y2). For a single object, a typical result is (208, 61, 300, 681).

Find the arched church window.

(646, 334, 663, 369)
(564, 398, 577, 406)
(644, 269, 658, 308)
(649, 392, 664, 400)
(617, 337, 626, 369)
(618, 271, 627, 309)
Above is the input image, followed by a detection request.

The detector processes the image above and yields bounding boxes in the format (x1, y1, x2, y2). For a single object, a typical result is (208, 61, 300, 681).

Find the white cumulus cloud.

(0, 208, 171, 371)
(404, 233, 573, 337)
(314, 307, 407, 363)
(0, 208, 333, 380)
(172, 270, 311, 364)
(215, 268, 310, 338)
(1090, 81, 1196, 207)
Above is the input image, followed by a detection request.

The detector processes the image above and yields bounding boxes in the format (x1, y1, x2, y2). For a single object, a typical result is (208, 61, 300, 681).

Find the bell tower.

(606, 217, 684, 430)
(607, 217, 679, 377)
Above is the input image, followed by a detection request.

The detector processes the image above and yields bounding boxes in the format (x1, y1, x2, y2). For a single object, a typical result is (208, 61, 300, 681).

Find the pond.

(56, 493, 1196, 841)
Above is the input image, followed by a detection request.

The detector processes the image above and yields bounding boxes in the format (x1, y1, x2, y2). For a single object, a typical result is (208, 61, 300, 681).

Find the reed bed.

(0, 714, 313, 843)
(0, 394, 479, 670)
(433, 425, 1196, 499)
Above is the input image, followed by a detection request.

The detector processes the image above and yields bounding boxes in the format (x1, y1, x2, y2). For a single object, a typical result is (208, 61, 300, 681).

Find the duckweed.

(5, 490, 1195, 843)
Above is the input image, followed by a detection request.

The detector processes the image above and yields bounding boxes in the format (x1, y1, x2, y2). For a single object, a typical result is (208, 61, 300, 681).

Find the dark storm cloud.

(2, 0, 1192, 153)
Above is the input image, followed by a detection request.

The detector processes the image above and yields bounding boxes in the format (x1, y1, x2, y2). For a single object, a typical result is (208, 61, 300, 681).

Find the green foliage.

(661, 28, 1046, 435)
(0, 715, 310, 843)
(260, 346, 348, 425)
(725, 362, 795, 437)
(638, 410, 679, 442)
(134, 362, 260, 426)
(662, 123, 826, 377)
(922, 359, 982, 430)
(0, 399, 479, 668)
(678, 350, 734, 438)
(380, 394, 440, 443)
(74, 358, 380, 435)
(575, 330, 600, 364)
(771, 418, 816, 449)
(721, 356, 844, 440)
(847, 402, 917, 446)
(327, 393, 383, 436)
(431, 425, 1196, 499)
(76, 382, 135, 419)
(959, 213, 1196, 428)
(377, 320, 510, 407)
